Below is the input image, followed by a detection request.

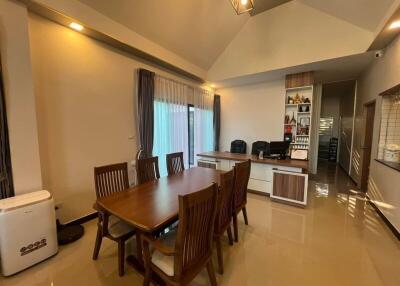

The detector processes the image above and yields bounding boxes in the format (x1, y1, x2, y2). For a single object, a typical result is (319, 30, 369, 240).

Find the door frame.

(359, 100, 376, 192)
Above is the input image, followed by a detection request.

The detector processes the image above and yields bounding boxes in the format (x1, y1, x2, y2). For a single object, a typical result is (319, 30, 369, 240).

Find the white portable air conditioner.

(0, 190, 58, 276)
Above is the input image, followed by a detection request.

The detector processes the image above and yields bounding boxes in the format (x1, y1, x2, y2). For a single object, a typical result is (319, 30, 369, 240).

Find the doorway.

(360, 101, 376, 192)
(317, 81, 356, 173)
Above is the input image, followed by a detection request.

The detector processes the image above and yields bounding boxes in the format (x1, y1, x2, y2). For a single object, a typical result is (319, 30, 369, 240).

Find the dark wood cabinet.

(272, 170, 308, 206)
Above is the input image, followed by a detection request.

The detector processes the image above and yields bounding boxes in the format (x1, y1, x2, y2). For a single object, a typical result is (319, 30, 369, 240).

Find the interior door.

(360, 101, 376, 191)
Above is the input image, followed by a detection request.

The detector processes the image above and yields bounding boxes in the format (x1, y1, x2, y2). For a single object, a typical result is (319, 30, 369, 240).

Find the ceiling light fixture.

(69, 22, 84, 31)
(230, 0, 254, 15)
(389, 20, 400, 30)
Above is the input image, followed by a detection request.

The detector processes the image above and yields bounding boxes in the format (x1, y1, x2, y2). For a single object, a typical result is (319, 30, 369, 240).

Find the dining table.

(96, 166, 225, 273)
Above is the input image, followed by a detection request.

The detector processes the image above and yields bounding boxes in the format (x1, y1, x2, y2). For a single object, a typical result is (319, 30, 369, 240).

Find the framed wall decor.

(290, 148, 309, 160)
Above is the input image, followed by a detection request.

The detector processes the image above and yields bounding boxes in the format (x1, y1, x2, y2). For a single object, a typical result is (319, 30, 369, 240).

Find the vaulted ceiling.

(78, 0, 250, 70)
(299, 0, 394, 32)
(76, 0, 398, 84)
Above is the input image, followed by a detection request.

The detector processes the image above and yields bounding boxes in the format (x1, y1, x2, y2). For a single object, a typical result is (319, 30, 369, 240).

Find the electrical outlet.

(55, 202, 63, 210)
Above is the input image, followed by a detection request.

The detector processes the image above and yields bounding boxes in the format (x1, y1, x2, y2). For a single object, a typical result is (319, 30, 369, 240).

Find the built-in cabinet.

(197, 153, 308, 206)
(211, 158, 306, 201)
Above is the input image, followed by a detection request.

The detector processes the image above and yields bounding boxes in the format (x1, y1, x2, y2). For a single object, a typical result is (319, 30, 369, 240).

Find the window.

(152, 75, 214, 176)
(153, 100, 189, 177)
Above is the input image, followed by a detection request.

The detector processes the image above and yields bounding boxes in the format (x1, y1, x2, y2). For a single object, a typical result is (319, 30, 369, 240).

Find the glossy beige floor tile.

(1, 163, 399, 286)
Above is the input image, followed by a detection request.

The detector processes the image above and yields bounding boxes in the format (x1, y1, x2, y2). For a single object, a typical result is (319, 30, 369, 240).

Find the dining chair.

(93, 162, 135, 276)
(136, 156, 160, 184)
(166, 152, 185, 176)
(232, 159, 251, 242)
(214, 168, 235, 274)
(142, 183, 219, 286)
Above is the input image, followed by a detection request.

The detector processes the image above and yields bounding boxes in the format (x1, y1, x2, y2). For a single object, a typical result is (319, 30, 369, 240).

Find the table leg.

(126, 230, 145, 273)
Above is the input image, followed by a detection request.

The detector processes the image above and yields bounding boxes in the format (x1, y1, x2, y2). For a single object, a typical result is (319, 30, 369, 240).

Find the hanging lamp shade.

(230, 0, 254, 15)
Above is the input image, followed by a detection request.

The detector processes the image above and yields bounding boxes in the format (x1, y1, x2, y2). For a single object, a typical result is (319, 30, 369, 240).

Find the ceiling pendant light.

(230, 0, 254, 15)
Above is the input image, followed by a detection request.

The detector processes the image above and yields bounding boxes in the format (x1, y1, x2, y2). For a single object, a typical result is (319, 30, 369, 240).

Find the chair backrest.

(166, 152, 185, 176)
(136, 156, 160, 184)
(230, 140, 247, 154)
(174, 183, 218, 278)
(251, 141, 269, 155)
(215, 168, 235, 234)
(94, 162, 129, 198)
(233, 160, 251, 211)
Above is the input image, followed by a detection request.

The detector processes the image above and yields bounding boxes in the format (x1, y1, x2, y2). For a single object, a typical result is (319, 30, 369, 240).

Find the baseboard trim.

(247, 189, 270, 197)
(65, 212, 98, 226)
(367, 198, 400, 241)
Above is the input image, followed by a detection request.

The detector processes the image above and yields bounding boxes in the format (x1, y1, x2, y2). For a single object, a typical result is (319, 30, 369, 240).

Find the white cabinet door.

(250, 163, 272, 181)
(218, 159, 231, 171)
(248, 179, 271, 194)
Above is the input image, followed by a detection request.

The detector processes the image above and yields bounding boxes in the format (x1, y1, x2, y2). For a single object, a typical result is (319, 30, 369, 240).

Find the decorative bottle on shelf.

(290, 112, 296, 125)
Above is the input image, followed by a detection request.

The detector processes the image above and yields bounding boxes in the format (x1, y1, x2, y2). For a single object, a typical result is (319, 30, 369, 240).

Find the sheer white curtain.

(153, 75, 189, 177)
(193, 88, 214, 165)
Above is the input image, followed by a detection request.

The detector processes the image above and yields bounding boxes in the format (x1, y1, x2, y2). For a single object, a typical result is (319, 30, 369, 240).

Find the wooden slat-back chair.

(93, 162, 135, 276)
(232, 159, 251, 242)
(166, 152, 185, 176)
(142, 183, 219, 286)
(214, 168, 235, 274)
(136, 156, 160, 184)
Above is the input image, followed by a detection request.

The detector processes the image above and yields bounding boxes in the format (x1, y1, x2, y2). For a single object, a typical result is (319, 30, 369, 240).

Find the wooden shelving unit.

(283, 86, 313, 152)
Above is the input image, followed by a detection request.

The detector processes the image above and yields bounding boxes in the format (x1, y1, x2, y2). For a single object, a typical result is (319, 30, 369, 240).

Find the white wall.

(217, 79, 286, 152)
(28, 14, 203, 222)
(0, 0, 42, 194)
(353, 34, 400, 232)
(32, 0, 206, 79)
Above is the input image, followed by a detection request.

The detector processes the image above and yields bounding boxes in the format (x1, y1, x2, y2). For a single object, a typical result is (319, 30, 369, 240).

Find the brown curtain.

(137, 69, 155, 158)
(0, 59, 14, 199)
(213, 95, 221, 151)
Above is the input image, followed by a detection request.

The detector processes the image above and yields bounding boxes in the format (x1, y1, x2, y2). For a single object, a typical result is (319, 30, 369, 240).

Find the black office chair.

(230, 140, 247, 154)
(251, 141, 269, 155)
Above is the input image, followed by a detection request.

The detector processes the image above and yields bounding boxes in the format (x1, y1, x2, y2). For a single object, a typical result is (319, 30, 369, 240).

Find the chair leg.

(232, 214, 239, 243)
(227, 225, 234, 246)
(215, 236, 223, 274)
(206, 260, 218, 286)
(118, 240, 125, 277)
(92, 226, 103, 260)
(242, 207, 248, 225)
(143, 268, 151, 286)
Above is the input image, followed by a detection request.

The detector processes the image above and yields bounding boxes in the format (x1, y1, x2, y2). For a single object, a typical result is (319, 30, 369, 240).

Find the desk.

(197, 151, 308, 207)
(96, 167, 223, 271)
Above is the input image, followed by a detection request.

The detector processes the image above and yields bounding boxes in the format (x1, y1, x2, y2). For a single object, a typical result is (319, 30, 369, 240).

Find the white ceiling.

(77, 0, 396, 85)
(78, 0, 250, 70)
(250, 0, 292, 16)
(299, 0, 395, 32)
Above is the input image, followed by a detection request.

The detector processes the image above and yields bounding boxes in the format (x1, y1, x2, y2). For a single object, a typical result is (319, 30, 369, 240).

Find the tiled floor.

(1, 162, 399, 286)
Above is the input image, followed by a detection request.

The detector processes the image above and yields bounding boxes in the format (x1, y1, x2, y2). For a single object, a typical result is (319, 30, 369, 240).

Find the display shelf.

(284, 85, 313, 154)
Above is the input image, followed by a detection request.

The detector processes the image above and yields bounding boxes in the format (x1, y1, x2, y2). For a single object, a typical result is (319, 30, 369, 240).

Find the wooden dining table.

(96, 166, 225, 272)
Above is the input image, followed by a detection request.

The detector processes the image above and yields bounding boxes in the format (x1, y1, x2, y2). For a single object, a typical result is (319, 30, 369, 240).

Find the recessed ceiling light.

(389, 20, 400, 30)
(69, 22, 84, 31)
(210, 84, 216, 88)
